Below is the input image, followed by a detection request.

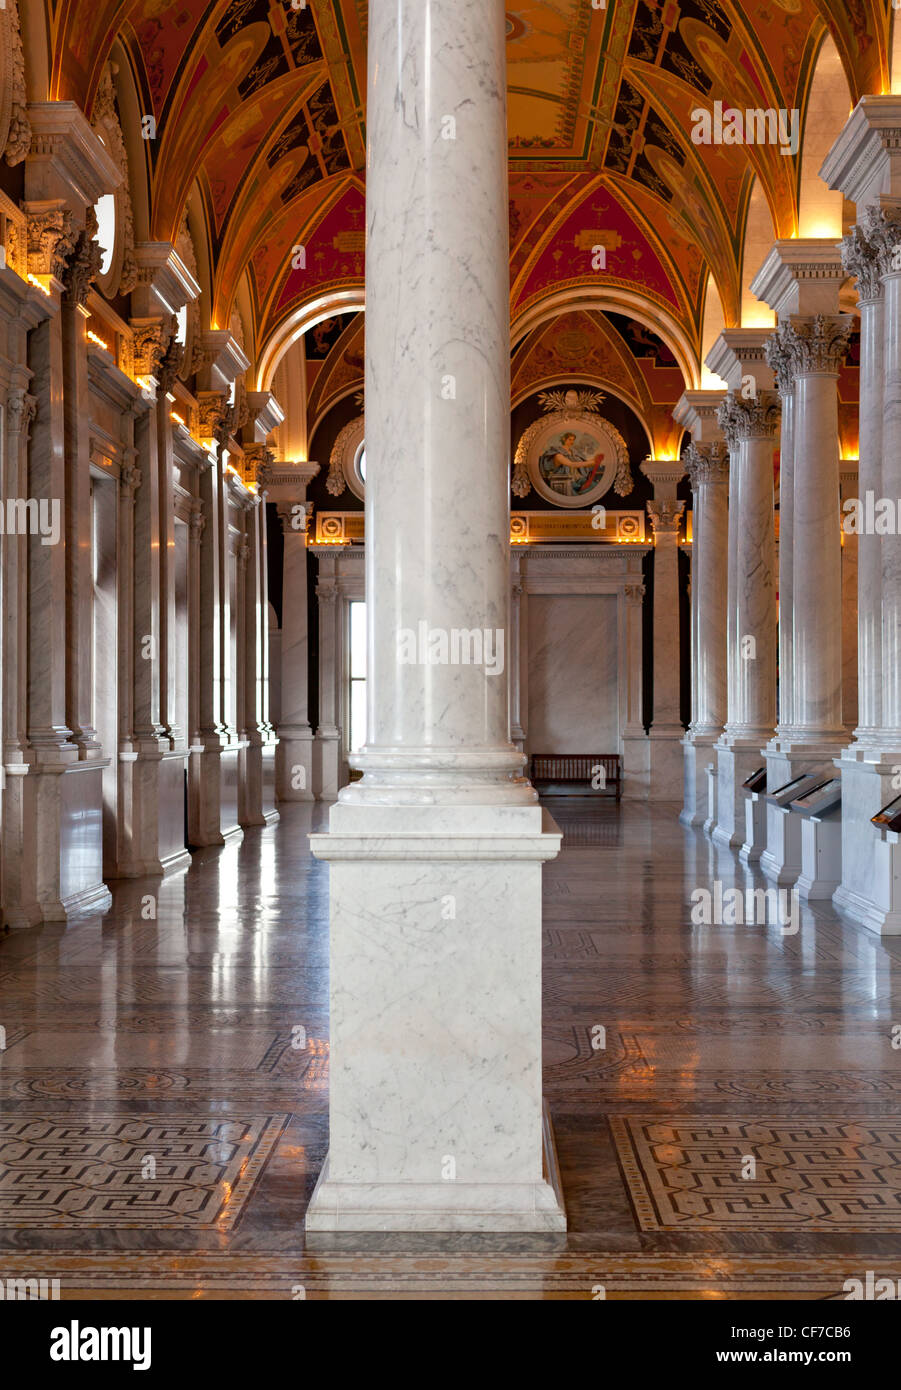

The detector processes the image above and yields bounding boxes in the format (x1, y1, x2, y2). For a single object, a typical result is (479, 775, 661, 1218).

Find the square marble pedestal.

(306, 802, 566, 1232)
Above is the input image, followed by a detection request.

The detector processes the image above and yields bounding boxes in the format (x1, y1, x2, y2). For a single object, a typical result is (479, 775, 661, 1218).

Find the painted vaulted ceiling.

(43, 0, 893, 376)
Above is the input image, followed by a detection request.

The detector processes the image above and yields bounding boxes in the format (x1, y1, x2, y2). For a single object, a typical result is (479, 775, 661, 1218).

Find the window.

(349, 600, 367, 753)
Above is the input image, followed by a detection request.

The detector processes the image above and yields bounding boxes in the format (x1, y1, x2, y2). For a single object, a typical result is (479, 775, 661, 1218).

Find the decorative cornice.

(1, 0, 30, 167)
(717, 390, 781, 448)
(25, 101, 120, 209)
(684, 440, 729, 489)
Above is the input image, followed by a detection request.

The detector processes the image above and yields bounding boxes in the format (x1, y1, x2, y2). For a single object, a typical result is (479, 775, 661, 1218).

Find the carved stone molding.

(717, 390, 781, 449)
(327, 415, 365, 497)
(196, 391, 228, 445)
(7, 388, 37, 439)
(316, 579, 338, 603)
(130, 315, 178, 380)
(236, 538, 250, 569)
(859, 203, 901, 284)
(1, 0, 31, 167)
(277, 500, 313, 535)
(778, 314, 854, 375)
(624, 583, 646, 604)
(26, 206, 76, 278)
(119, 463, 142, 497)
(62, 206, 102, 308)
(647, 499, 685, 535)
(684, 440, 729, 489)
(188, 509, 206, 538)
(763, 321, 796, 396)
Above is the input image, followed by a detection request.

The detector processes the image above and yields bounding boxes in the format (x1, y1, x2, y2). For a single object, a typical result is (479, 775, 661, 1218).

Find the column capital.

(7, 387, 38, 440)
(647, 498, 685, 536)
(684, 440, 729, 489)
(859, 201, 901, 279)
(773, 313, 854, 376)
(842, 222, 891, 303)
(624, 582, 646, 605)
(276, 500, 313, 536)
(717, 389, 781, 449)
(25, 202, 76, 279)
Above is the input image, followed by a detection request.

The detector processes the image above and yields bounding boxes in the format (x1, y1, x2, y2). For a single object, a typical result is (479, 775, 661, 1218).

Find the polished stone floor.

(1, 798, 900, 1298)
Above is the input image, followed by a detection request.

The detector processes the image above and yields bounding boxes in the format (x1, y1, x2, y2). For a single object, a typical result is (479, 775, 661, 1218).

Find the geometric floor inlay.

(0, 1116, 288, 1229)
(611, 1118, 901, 1231)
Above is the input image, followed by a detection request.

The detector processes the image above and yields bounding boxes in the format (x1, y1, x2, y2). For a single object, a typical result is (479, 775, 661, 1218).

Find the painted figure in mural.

(539, 431, 605, 496)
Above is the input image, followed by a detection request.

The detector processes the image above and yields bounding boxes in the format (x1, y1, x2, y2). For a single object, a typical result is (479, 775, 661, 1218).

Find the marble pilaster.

(264, 460, 320, 802)
(306, 0, 563, 1232)
(641, 459, 686, 800)
(680, 441, 729, 825)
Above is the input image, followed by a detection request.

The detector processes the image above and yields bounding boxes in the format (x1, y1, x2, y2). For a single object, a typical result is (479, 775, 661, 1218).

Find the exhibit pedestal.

(761, 742, 836, 885)
(307, 802, 566, 1232)
(797, 810, 843, 901)
(833, 748, 901, 933)
(681, 734, 717, 826)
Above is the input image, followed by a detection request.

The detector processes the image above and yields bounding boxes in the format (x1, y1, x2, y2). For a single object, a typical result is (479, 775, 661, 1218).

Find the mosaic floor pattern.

(1, 799, 900, 1297)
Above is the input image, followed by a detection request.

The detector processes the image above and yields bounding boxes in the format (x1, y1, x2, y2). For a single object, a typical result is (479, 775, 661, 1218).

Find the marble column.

(307, 0, 564, 1231)
(840, 459, 859, 731)
(765, 330, 797, 739)
(713, 389, 779, 847)
(236, 475, 279, 828)
(680, 441, 729, 826)
(640, 460, 685, 799)
(509, 551, 525, 749)
(821, 99, 901, 932)
(264, 461, 319, 801)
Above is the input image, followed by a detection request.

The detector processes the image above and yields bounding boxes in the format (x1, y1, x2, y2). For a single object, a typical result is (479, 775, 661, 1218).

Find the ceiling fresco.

(42, 0, 894, 375)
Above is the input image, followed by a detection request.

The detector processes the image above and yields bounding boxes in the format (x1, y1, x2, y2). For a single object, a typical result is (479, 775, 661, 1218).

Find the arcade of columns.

(676, 97, 901, 938)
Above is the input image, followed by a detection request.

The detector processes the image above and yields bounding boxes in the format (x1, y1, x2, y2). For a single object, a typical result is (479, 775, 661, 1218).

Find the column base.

(306, 1104, 566, 1234)
(833, 745, 901, 934)
(647, 727, 685, 800)
(313, 730, 340, 801)
(621, 733, 649, 800)
(712, 735, 771, 848)
(276, 726, 315, 801)
(740, 791, 767, 864)
(307, 799, 564, 1234)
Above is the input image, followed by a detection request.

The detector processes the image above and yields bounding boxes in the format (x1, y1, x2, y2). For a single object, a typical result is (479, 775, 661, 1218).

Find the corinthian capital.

(779, 314, 853, 375)
(26, 206, 76, 278)
(684, 440, 729, 490)
(860, 203, 901, 279)
(717, 390, 780, 450)
(841, 223, 890, 303)
(764, 321, 796, 396)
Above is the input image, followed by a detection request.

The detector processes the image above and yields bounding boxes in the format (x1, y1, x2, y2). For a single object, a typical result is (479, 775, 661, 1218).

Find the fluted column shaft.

(876, 218, 901, 737)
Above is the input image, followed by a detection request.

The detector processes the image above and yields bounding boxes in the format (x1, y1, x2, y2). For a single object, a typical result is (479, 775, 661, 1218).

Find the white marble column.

(307, 0, 563, 1232)
(764, 330, 796, 738)
(641, 460, 686, 799)
(509, 551, 525, 749)
(821, 99, 901, 932)
(265, 461, 319, 801)
(840, 459, 859, 730)
(680, 441, 729, 825)
(713, 389, 779, 846)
